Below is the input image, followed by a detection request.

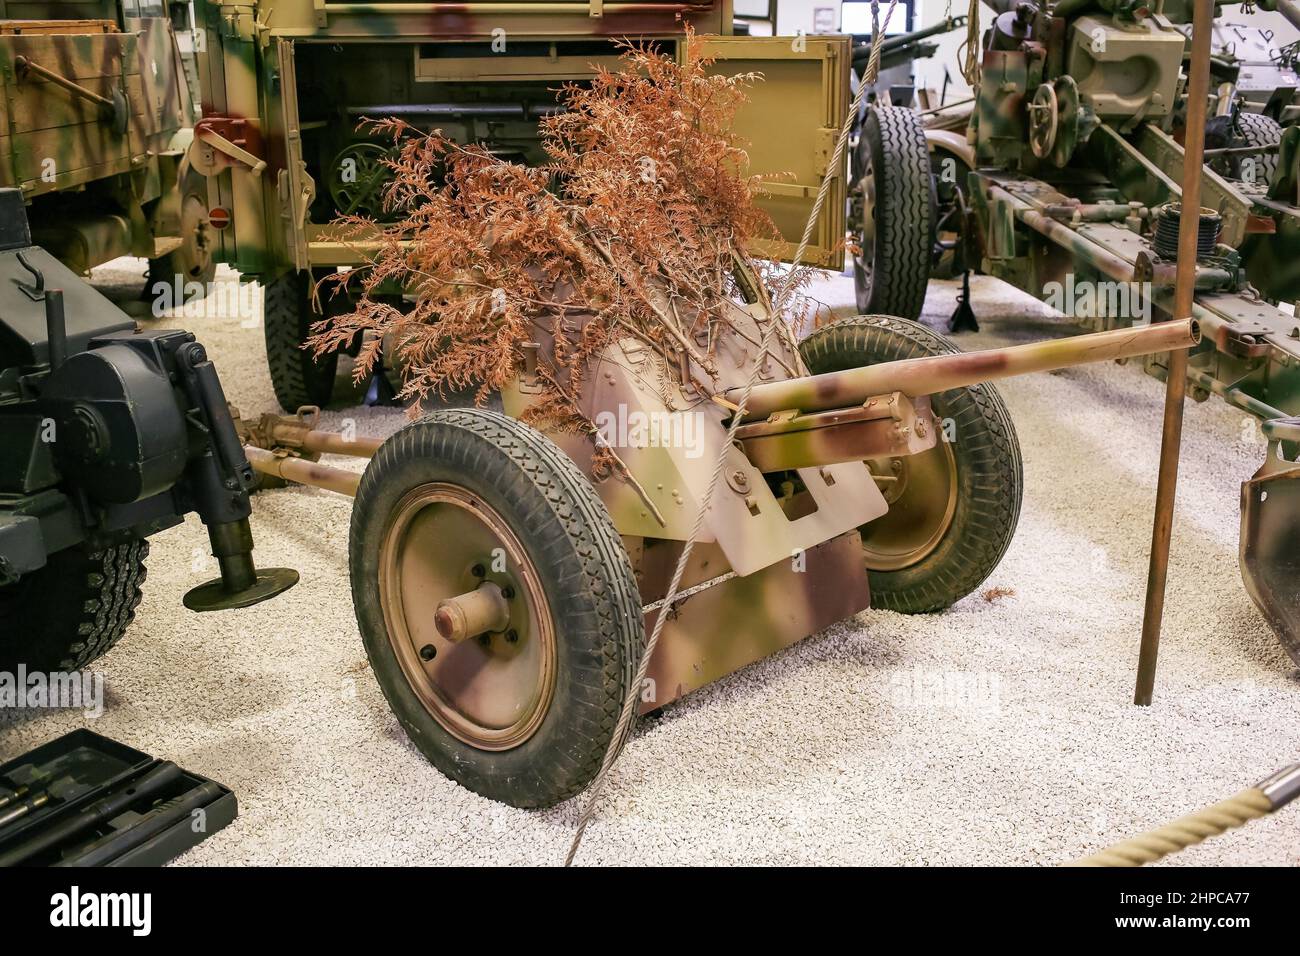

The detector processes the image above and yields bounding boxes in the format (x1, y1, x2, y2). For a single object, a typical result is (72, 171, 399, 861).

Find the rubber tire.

(146, 198, 217, 299)
(1236, 112, 1282, 187)
(0, 539, 149, 672)
(853, 106, 935, 321)
(264, 270, 338, 412)
(799, 315, 1022, 613)
(350, 409, 644, 808)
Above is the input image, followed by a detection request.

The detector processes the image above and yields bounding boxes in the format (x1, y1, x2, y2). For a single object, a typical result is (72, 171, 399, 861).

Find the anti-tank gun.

(236, 249, 1199, 807)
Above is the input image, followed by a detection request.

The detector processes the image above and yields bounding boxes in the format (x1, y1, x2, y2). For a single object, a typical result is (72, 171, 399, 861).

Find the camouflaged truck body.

(0, 1, 200, 274)
(190, 0, 852, 284)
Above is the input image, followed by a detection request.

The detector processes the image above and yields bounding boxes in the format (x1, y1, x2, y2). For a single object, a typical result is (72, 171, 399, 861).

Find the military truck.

(188, 0, 853, 411)
(0, 188, 294, 674)
(847, 0, 1300, 660)
(0, 0, 213, 287)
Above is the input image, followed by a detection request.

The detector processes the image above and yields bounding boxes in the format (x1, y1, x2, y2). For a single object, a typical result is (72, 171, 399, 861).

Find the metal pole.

(1134, 0, 1214, 706)
(244, 446, 362, 497)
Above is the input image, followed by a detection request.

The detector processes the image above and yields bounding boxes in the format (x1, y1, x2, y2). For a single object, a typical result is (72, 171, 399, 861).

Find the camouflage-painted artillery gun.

(843, 0, 1300, 660)
(0, 1, 214, 286)
(238, 257, 1198, 806)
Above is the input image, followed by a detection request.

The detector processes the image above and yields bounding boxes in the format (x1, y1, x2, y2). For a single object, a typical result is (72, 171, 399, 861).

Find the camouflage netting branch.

(1067, 762, 1300, 866)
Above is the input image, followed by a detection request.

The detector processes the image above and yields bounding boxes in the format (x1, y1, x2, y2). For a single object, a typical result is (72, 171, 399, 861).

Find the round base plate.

(183, 568, 300, 613)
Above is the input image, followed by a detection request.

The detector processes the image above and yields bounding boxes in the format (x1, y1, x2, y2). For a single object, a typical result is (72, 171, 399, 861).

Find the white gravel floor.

(2, 259, 1297, 866)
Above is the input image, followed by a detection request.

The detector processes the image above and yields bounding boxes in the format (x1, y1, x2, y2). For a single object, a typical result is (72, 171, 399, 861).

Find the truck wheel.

(852, 106, 935, 320)
(799, 315, 1022, 612)
(147, 190, 216, 299)
(0, 539, 149, 672)
(264, 270, 338, 412)
(1235, 112, 1282, 186)
(349, 409, 643, 808)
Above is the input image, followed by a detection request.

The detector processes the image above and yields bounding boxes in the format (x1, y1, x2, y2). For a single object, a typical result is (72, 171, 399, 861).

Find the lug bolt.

(472, 563, 486, 578)
(478, 633, 491, 647)
(419, 644, 437, 661)
(506, 630, 519, 644)
(502, 585, 515, 600)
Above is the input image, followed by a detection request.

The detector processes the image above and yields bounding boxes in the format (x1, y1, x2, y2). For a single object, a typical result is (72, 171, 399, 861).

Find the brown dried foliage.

(307, 30, 809, 436)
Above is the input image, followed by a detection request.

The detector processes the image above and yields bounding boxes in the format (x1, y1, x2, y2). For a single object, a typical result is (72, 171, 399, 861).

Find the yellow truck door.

(689, 34, 850, 270)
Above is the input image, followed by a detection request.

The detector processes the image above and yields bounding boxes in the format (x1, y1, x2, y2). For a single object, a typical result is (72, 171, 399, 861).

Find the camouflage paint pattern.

(0, 3, 199, 272)
(943, 1, 1300, 426)
(489, 259, 1198, 710)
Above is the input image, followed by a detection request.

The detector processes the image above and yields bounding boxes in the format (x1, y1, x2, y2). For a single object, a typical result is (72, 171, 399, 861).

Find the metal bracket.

(197, 127, 266, 175)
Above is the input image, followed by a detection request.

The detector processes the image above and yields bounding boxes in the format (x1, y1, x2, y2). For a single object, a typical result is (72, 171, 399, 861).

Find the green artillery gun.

(0, 189, 295, 674)
(238, 257, 1197, 806)
(845, 0, 1300, 662)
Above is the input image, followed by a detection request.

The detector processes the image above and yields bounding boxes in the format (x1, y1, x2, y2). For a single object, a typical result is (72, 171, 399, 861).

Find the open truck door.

(690, 34, 851, 270)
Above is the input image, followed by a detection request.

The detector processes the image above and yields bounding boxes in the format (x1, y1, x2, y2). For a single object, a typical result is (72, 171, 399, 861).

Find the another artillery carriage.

(845, 0, 1300, 660)
(0, 188, 293, 674)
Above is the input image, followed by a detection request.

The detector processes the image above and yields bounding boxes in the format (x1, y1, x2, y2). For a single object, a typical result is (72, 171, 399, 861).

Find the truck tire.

(264, 270, 338, 412)
(146, 190, 216, 300)
(799, 315, 1022, 613)
(0, 539, 149, 672)
(349, 409, 643, 808)
(852, 106, 935, 320)
(1236, 112, 1282, 186)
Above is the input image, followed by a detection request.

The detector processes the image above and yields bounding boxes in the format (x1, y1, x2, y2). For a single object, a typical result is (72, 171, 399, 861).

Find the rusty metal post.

(1134, 0, 1214, 706)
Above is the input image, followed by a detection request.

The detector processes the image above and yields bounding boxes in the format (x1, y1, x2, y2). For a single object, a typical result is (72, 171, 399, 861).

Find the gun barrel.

(734, 319, 1200, 421)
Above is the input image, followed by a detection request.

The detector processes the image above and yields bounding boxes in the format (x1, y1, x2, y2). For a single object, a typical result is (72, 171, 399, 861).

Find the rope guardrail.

(1067, 762, 1300, 867)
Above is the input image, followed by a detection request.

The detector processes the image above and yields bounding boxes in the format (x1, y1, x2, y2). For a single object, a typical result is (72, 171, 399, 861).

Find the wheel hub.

(378, 483, 555, 751)
(178, 194, 213, 279)
(855, 155, 878, 294)
(862, 441, 959, 572)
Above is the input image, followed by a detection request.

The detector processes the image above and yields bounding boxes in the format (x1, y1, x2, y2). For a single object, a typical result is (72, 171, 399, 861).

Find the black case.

(0, 729, 237, 867)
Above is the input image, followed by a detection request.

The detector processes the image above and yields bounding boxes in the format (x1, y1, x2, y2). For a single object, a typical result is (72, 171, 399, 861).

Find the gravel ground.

(2, 259, 1297, 866)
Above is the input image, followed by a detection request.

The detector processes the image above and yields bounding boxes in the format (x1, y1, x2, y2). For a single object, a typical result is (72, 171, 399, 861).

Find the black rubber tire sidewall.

(0, 539, 149, 672)
(799, 315, 1023, 613)
(854, 106, 936, 321)
(264, 270, 339, 412)
(1236, 112, 1282, 186)
(349, 409, 643, 808)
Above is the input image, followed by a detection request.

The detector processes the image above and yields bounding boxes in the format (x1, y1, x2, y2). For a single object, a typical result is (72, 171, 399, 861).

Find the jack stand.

(948, 267, 979, 333)
(183, 518, 299, 612)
